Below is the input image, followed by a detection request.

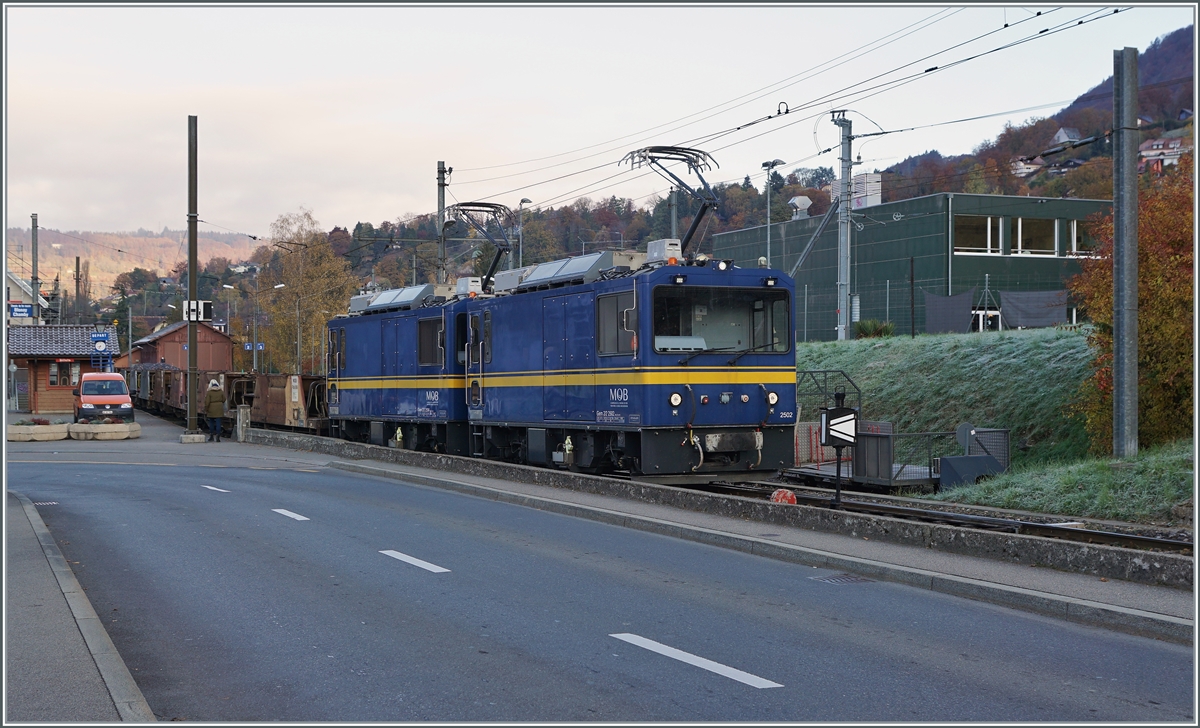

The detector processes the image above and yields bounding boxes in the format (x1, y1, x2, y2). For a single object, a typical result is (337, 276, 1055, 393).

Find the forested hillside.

(4, 226, 256, 294)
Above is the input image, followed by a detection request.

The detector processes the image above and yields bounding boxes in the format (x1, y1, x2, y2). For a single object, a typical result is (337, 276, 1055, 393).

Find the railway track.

(689, 480, 1194, 555)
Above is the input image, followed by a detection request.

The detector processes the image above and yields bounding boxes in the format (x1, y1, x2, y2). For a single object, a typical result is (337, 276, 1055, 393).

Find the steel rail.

(694, 480, 1193, 554)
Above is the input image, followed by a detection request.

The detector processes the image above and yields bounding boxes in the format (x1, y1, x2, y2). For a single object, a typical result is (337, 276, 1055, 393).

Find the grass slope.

(930, 439, 1193, 525)
(795, 328, 1094, 465)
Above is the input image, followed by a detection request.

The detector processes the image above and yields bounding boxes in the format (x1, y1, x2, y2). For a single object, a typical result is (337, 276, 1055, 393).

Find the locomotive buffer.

(819, 387, 858, 507)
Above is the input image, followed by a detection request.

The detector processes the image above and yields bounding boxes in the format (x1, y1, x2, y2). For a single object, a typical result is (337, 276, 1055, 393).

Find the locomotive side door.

(543, 297, 566, 420)
(381, 317, 400, 415)
(465, 311, 483, 419)
(543, 293, 595, 421)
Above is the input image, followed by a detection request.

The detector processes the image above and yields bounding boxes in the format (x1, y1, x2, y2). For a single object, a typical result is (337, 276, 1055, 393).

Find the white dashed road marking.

(379, 550, 450, 573)
(609, 633, 782, 689)
(202, 485, 231, 492)
(272, 509, 310, 521)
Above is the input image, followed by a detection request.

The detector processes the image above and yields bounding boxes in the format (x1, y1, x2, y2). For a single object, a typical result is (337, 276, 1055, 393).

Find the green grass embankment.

(795, 327, 1093, 465)
(929, 438, 1194, 525)
(795, 328, 1194, 524)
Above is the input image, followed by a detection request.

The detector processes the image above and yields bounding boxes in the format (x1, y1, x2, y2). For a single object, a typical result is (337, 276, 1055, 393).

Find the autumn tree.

(1066, 152, 1193, 454)
(259, 209, 358, 375)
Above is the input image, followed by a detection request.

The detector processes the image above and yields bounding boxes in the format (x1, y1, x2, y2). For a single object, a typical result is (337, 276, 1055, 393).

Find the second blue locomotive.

(326, 240, 796, 482)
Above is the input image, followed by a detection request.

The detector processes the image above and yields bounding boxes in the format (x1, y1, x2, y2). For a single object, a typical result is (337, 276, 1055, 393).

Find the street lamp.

(254, 282, 285, 372)
(222, 285, 235, 333)
(762, 159, 785, 267)
(518, 198, 532, 268)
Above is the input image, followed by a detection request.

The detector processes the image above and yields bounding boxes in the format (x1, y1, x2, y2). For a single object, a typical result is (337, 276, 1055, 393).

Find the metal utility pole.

(669, 187, 678, 239)
(74, 257, 81, 324)
(186, 115, 200, 435)
(833, 112, 853, 340)
(1113, 47, 1139, 458)
(30, 213, 39, 323)
(762, 159, 784, 267)
(437, 161, 449, 284)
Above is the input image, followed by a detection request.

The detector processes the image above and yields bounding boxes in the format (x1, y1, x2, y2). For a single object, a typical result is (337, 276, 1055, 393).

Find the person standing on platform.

(204, 379, 225, 442)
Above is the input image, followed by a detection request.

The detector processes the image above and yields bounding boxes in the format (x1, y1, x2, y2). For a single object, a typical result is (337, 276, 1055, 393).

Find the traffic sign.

(819, 406, 858, 447)
(244, 342, 252, 351)
(256, 343, 264, 351)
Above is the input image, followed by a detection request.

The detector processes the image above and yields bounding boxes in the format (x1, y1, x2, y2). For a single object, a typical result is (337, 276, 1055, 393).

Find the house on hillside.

(1051, 127, 1081, 145)
(1139, 127, 1194, 174)
(1010, 156, 1044, 178)
(6, 270, 50, 327)
(7, 324, 119, 413)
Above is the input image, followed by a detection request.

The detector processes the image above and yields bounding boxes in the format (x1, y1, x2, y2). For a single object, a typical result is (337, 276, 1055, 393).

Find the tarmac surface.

(5, 412, 1195, 721)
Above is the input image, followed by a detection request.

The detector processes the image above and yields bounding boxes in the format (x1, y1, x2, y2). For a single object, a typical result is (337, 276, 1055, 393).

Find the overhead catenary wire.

(229, 6, 1137, 265)
(456, 7, 1069, 192)
(460, 6, 1128, 213)
(453, 7, 963, 178)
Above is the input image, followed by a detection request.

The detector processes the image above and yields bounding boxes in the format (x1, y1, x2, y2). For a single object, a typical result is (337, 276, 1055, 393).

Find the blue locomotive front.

(328, 244, 796, 482)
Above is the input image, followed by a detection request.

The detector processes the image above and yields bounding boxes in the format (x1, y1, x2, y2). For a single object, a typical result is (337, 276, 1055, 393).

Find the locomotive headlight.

(717, 259, 732, 271)
(767, 391, 779, 406)
(668, 392, 683, 407)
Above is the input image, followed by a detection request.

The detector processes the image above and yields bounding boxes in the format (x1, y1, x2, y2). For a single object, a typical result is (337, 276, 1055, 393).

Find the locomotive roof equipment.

(445, 202, 515, 293)
(621, 146, 719, 254)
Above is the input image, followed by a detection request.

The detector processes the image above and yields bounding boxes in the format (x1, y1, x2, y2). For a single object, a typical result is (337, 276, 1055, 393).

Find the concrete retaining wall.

(246, 428, 1193, 590)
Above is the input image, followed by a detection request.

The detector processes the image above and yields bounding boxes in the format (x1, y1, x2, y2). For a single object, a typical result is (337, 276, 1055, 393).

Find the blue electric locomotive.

(326, 146, 798, 482)
(327, 244, 797, 482)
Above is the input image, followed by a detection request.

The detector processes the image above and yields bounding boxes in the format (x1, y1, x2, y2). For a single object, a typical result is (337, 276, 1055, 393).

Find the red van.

(73, 372, 135, 423)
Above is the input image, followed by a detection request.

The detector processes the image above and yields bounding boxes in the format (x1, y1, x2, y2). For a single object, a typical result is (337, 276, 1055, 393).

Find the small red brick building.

(7, 324, 119, 414)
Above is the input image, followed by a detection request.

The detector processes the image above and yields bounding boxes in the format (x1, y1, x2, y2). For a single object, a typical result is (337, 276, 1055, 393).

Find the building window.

(597, 291, 636, 355)
(953, 215, 1001, 254)
(1017, 218, 1055, 255)
(1069, 220, 1098, 256)
(48, 362, 78, 388)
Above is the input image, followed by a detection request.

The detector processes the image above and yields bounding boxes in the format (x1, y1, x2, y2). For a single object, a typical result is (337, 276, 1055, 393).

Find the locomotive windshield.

(653, 286, 790, 354)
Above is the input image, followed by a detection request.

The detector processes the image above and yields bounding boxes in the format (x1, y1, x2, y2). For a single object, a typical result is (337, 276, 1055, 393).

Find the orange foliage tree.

(1066, 152, 1194, 454)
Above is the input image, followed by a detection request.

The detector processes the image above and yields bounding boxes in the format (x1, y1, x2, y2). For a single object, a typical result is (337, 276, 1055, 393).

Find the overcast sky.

(5, 3, 1195, 237)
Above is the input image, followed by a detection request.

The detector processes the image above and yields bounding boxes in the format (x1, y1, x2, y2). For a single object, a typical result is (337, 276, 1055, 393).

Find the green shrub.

(853, 319, 895, 338)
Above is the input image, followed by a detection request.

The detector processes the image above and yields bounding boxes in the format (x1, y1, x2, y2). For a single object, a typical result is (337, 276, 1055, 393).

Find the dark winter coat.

(203, 388, 225, 418)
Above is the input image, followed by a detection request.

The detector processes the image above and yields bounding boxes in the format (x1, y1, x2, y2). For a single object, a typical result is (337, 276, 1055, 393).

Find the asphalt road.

(10, 454, 1194, 722)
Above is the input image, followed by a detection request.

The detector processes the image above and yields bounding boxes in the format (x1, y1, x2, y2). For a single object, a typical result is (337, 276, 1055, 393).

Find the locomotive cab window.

(468, 315, 481, 366)
(455, 313, 468, 365)
(652, 286, 790, 353)
(597, 292, 636, 355)
(418, 318, 444, 366)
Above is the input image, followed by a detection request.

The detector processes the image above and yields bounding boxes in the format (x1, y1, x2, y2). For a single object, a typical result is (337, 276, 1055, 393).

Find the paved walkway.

(6, 490, 154, 722)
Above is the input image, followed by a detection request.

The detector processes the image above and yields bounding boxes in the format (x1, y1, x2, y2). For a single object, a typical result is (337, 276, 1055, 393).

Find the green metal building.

(711, 192, 1111, 341)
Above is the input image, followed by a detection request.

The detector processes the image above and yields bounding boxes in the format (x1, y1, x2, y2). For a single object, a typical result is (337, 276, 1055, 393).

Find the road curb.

(248, 428, 1192, 589)
(328, 461, 1193, 646)
(12, 491, 157, 722)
